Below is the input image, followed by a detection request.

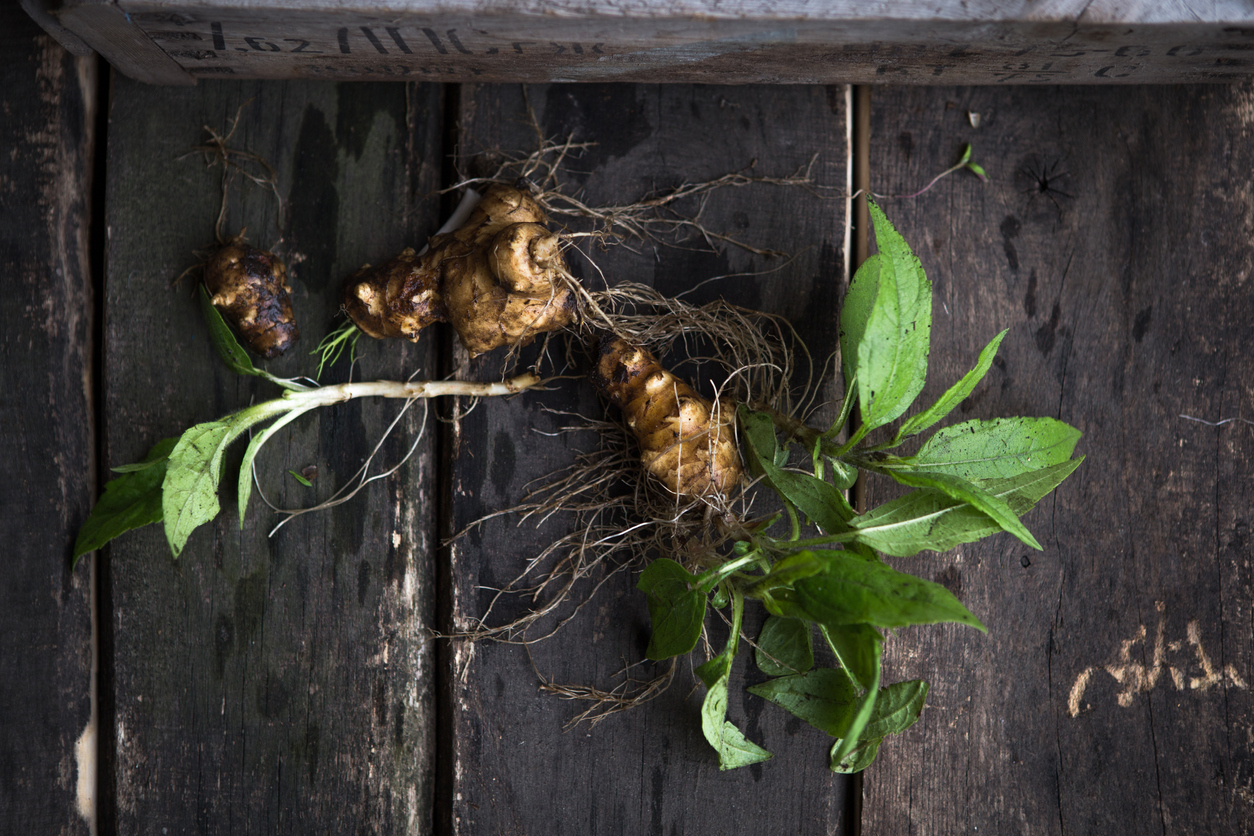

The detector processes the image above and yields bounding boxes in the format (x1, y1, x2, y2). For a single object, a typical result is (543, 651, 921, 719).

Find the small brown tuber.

(205, 241, 299, 359)
(343, 184, 576, 356)
(591, 336, 742, 501)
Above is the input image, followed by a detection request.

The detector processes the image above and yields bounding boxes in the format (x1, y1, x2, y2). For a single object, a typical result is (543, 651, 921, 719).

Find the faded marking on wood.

(1068, 601, 1250, 717)
(45, 0, 1254, 84)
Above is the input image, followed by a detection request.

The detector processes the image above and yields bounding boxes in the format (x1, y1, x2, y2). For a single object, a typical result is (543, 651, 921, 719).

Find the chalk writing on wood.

(1067, 601, 1248, 717)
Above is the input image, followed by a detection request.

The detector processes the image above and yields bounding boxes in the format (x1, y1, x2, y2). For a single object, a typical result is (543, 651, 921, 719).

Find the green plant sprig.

(636, 200, 1081, 773)
(72, 297, 544, 564)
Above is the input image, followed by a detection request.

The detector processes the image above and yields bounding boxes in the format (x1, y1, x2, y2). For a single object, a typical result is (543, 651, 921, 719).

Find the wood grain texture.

(102, 77, 444, 833)
(103, 4, 1254, 86)
(859, 84, 1254, 835)
(0, 10, 97, 835)
(442, 83, 851, 836)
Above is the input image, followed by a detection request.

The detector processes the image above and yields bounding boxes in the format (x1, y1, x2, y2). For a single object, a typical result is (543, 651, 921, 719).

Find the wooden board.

(860, 83, 1254, 834)
(42, 0, 1254, 85)
(442, 83, 852, 835)
(102, 76, 444, 833)
(0, 9, 97, 836)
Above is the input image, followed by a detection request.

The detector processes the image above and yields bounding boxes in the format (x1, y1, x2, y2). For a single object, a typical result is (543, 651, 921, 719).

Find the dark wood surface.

(861, 83, 1254, 836)
(102, 77, 443, 832)
(0, 8, 97, 836)
(442, 82, 850, 835)
(9, 10, 1254, 833)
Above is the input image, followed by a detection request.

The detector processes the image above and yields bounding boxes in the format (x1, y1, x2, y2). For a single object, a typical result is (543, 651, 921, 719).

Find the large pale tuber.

(205, 241, 299, 358)
(591, 336, 742, 501)
(343, 184, 576, 356)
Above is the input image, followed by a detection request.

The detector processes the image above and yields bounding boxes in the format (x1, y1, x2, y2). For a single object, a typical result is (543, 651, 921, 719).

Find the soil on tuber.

(343, 183, 576, 356)
(590, 335, 741, 501)
(204, 238, 299, 359)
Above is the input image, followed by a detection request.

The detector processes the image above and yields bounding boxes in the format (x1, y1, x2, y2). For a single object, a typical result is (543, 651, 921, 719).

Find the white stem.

(282, 372, 543, 408)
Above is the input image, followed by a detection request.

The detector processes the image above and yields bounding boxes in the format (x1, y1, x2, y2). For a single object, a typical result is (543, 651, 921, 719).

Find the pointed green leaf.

(958, 143, 973, 165)
(852, 457, 1083, 556)
(748, 668, 858, 736)
(850, 203, 932, 435)
(701, 660, 772, 769)
(638, 559, 707, 661)
(861, 679, 929, 740)
(162, 421, 233, 558)
(199, 284, 260, 377)
(72, 437, 179, 563)
(967, 163, 988, 181)
(830, 679, 929, 773)
(163, 402, 289, 558)
(831, 735, 881, 773)
(896, 329, 1007, 442)
(754, 616, 815, 676)
(830, 656, 881, 766)
(739, 406, 855, 535)
(839, 255, 883, 386)
(907, 417, 1082, 481)
(785, 550, 986, 632)
(237, 407, 313, 525)
(746, 553, 827, 601)
(887, 468, 1042, 550)
(821, 623, 883, 691)
(696, 654, 731, 688)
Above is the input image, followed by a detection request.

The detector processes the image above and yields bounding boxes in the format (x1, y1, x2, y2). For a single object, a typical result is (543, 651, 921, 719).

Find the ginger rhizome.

(591, 336, 742, 501)
(343, 183, 576, 356)
(204, 240, 299, 359)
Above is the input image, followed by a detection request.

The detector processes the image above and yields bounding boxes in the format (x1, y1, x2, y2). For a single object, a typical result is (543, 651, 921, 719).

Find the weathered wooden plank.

(0, 10, 97, 836)
(103, 77, 444, 832)
(860, 83, 1254, 834)
(443, 83, 851, 835)
(39, 0, 1254, 85)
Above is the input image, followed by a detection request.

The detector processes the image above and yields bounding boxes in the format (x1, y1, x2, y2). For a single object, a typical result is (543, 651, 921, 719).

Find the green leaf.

(739, 406, 855, 535)
(860, 679, 929, 740)
(237, 407, 314, 524)
(840, 256, 882, 387)
(821, 623, 883, 691)
(163, 421, 232, 558)
(748, 668, 858, 735)
(830, 656, 881, 766)
(72, 437, 179, 563)
(829, 679, 929, 773)
(755, 616, 814, 676)
(289, 470, 313, 487)
(786, 550, 986, 632)
(887, 468, 1042, 550)
(831, 735, 881, 773)
(895, 329, 1007, 442)
(638, 559, 707, 661)
(746, 552, 826, 599)
(958, 143, 973, 165)
(851, 457, 1083, 556)
(906, 417, 1082, 481)
(696, 654, 730, 688)
(199, 284, 260, 377)
(846, 203, 932, 438)
(701, 658, 772, 770)
(967, 163, 988, 182)
(163, 402, 288, 558)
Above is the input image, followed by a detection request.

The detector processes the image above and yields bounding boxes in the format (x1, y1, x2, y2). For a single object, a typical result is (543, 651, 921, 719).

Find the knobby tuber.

(343, 183, 576, 356)
(591, 336, 742, 501)
(204, 240, 299, 358)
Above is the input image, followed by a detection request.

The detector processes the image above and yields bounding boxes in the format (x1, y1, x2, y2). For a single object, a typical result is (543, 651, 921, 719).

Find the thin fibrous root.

(180, 100, 284, 245)
(537, 655, 678, 729)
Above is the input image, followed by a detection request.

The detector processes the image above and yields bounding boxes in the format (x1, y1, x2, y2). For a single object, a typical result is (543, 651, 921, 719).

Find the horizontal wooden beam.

(35, 0, 1254, 84)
